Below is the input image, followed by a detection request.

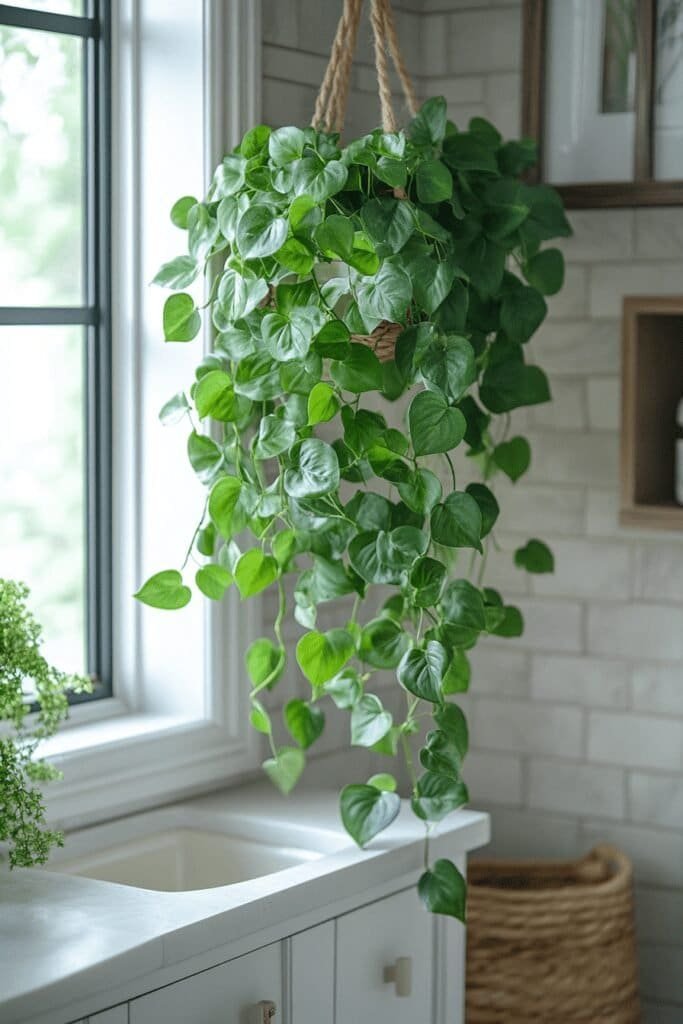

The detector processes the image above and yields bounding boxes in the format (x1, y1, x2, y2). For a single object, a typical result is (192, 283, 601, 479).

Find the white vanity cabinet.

(2, 794, 487, 1024)
(129, 942, 282, 1024)
(335, 887, 435, 1023)
(126, 886, 461, 1024)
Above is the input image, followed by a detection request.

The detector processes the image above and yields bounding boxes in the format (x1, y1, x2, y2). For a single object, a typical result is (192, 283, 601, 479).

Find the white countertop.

(0, 784, 489, 1024)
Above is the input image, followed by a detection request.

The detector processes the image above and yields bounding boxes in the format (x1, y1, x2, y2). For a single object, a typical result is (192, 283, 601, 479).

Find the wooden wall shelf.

(621, 297, 683, 530)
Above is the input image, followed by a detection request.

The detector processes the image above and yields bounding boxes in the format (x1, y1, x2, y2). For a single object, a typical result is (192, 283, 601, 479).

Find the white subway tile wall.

(260, 0, 683, 1011)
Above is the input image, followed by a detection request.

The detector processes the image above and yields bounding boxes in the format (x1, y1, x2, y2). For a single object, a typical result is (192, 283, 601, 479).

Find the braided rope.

(312, 0, 360, 132)
(379, 0, 418, 119)
(370, 0, 396, 131)
(311, 0, 417, 135)
(327, 0, 363, 133)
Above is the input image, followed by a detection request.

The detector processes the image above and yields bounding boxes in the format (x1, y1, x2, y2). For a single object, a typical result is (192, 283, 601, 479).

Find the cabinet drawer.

(129, 942, 282, 1024)
(336, 887, 433, 1023)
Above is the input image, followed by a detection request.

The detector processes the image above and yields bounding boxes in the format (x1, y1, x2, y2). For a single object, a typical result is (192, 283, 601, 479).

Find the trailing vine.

(136, 97, 570, 919)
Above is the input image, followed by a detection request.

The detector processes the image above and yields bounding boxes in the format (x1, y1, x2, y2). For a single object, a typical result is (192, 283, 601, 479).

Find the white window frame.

(41, 0, 264, 830)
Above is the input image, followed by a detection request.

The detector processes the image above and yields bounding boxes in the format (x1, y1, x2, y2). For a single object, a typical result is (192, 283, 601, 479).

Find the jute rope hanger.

(312, 0, 418, 135)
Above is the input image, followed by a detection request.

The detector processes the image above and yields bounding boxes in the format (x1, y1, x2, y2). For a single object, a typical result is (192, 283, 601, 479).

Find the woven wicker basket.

(354, 320, 401, 363)
(466, 845, 641, 1024)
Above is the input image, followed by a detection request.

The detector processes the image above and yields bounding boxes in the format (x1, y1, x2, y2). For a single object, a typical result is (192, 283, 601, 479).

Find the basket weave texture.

(466, 844, 641, 1024)
(354, 320, 402, 363)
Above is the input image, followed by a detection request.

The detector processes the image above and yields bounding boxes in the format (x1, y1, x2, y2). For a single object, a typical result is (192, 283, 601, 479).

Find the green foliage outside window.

(0, 580, 90, 867)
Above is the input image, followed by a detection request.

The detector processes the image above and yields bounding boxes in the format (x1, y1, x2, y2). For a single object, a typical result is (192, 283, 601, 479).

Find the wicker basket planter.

(466, 845, 641, 1024)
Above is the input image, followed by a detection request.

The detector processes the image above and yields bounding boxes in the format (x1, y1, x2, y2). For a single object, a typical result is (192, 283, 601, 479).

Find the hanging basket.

(353, 320, 403, 363)
(465, 844, 641, 1024)
(312, 0, 417, 365)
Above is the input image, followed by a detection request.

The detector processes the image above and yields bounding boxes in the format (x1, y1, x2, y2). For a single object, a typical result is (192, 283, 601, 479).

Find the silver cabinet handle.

(251, 1000, 276, 1023)
(383, 956, 412, 997)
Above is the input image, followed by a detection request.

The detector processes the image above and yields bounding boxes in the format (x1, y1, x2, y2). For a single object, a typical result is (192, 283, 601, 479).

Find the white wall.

(259, 3, 683, 1017)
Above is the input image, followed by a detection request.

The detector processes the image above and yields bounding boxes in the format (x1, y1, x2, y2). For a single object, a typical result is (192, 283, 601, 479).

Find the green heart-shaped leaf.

(284, 439, 340, 498)
(340, 783, 401, 847)
(416, 159, 453, 204)
(208, 476, 242, 537)
(355, 261, 412, 323)
(431, 492, 483, 551)
(324, 668, 363, 710)
(411, 772, 469, 822)
(500, 283, 547, 344)
(187, 431, 224, 485)
(284, 699, 325, 749)
(163, 293, 201, 342)
(397, 468, 442, 515)
(308, 382, 340, 425)
(465, 483, 499, 538)
(236, 206, 288, 259)
(439, 579, 487, 645)
(263, 747, 305, 794)
(493, 436, 531, 482)
(514, 538, 554, 574)
(351, 693, 393, 747)
(523, 247, 565, 296)
(418, 858, 466, 921)
(359, 617, 411, 669)
(331, 344, 384, 393)
(170, 195, 198, 229)
(153, 255, 199, 289)
(296, 628, 354, 686)
(397, 640, 448, 703)
(408, 557, 447, 608)
(409, 391, 466, 456)
(134, 570, 191, 610)
(268, 126, 306, 166)
(195, 564, 232, 600)
(246, 637, 285, 689)
(234, 549, 279, 597)
(195, 370, 243, 422)
(420, 337, 476, 404)
(254, 415, 296, 459)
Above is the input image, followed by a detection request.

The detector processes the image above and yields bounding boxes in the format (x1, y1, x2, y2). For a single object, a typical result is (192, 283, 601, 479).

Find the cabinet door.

(335, 887, 434, 1023)
(89, 1010, 128, 1024)
(129, 942, 281, 1024)
(290, 921, 335, 1021)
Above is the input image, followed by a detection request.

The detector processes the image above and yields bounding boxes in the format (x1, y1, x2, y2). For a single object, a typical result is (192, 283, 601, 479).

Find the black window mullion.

(0, 4, 95, 37)
(81, 0, 112, 700)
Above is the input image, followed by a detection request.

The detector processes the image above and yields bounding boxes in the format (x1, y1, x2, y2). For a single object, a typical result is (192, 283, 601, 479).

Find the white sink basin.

(46, 798, 346, 892)
(52, 828, 322, 892)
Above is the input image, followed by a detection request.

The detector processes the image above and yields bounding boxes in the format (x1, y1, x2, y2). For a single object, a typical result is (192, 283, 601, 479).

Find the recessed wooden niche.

(621, 296, 683, 530)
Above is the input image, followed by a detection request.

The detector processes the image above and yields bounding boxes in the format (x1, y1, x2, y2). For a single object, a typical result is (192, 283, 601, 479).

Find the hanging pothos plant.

(136, 95, 570, 921)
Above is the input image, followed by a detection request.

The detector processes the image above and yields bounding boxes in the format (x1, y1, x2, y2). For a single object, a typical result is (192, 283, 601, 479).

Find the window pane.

(0, 325, 86, 674)
(0, 26, 84, 305)
(654, 0, 683, 179)
(0, 2, 83, 17)
(544, 0, 637, 183)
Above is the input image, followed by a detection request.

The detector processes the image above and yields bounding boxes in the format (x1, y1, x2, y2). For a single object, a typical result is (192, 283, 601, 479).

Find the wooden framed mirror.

(523, 0, 683, 207)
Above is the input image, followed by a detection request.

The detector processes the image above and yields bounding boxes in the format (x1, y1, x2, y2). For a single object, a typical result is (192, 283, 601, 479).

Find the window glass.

(544, 0, 637, 183)
(654, 0, 683, 179)
(0, 325, 86, 672)
(0, 25, 83, 305)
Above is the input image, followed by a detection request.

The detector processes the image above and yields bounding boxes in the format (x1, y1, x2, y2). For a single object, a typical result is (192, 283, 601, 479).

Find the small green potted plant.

(136, 92, 568, 920)
(0, 579, 91, 867)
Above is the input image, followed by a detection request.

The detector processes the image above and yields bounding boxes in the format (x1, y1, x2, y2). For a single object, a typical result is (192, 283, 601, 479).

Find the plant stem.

(401, 731, 418, 795)
(476, 540, 489, 587)
(443, 451, 456, 491)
